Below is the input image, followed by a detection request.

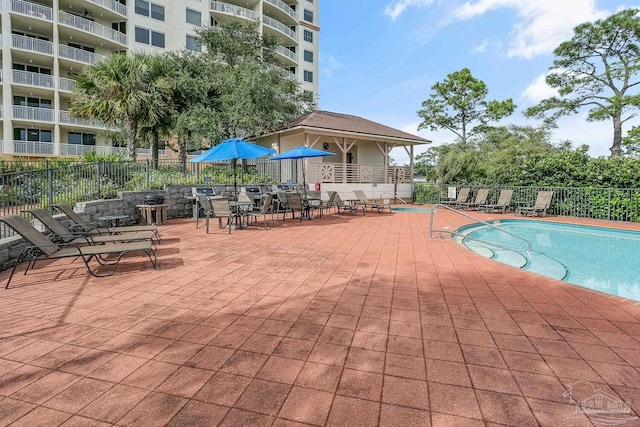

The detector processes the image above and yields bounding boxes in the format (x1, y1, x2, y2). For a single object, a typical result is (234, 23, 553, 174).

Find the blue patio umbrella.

(270, 146, 336, 197)
(190, 138, 275, 196)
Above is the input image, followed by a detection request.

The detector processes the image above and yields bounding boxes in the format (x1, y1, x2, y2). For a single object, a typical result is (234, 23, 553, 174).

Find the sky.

(317, 0, 640, 165)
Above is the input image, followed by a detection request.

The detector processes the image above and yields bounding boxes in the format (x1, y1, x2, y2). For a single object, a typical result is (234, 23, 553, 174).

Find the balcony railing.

(276, 46, 296, 61)
(58, 45, 104, 64)
(59, 110, 109, 129)
(59, 11, 127, 45)
(60, 144, 166, 156)
(307, 163, 411, 184)
(12, 70, 54, 89)
(59, 77, 77, 92)
(10, 0, 53, 21)
(11, 34, 53, 55)
(12, 105, 54, 122)
(13, 140, 54, 155)
(87, 0, 127, 17)
(264, 0, 296, 20)
(263, 15, 297, 41)
(210, 1, 259, 21)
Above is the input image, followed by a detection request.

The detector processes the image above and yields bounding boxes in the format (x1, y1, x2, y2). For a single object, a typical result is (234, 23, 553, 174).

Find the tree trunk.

(611, 115, 622, 156)
(125, 119, 138, 162)
(178, 140, 187, 173)
(151, 130, 159, 169)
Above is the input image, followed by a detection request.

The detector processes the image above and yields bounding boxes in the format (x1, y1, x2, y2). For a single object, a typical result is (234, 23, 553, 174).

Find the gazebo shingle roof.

(287, 110, 430, 144)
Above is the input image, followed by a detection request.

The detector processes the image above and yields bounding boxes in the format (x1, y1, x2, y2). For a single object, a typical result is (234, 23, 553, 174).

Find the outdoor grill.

(244, 186, 263, 204)
(192, 187, 215, 197)
(144, 193, 165, 205)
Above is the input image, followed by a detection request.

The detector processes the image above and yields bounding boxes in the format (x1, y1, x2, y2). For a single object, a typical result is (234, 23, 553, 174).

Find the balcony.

(10, 0, 53, 21)
(59, 77, 77, 93)
(12, 105, 54, 122)
(12, 70, 54, 89)
(13, 140, 54, 155)
(11, 34, 53, 56)
(276, 45, 297, 64)
(210, 1, 259, 22)
(263, 15, 297, 43)
(58, 45, 104, 65)
(60, 144, 167, 156)
(59, 110, 109, 129)
(58, 11, 127, 46)
(263, 0, 297, 22)
(86, 0, 127, 17)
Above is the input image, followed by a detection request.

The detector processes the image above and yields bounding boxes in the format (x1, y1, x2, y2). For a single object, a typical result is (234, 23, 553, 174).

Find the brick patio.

(1, 207, 640, 426)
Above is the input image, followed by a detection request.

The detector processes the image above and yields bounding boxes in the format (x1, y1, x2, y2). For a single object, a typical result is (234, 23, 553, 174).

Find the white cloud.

(385, 0, 435, 20)
(472, 39, 489, 53)
(320, 54, 342, 77)
(454, 0, 611, 58)
(520, 72, 557, 103)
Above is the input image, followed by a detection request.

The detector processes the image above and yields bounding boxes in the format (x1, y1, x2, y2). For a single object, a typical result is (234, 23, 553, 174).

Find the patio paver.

(1, 208, 640, 426)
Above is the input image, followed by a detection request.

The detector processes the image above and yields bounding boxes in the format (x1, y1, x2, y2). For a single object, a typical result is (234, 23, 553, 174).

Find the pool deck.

(1, 207, 640, 426)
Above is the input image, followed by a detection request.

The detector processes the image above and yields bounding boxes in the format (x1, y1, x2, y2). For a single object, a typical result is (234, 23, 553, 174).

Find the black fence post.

(96, 162, 102, 200)
(146, 159, 150, 190)
(46, 160, 53, 212)
(607, 188, 611, 221)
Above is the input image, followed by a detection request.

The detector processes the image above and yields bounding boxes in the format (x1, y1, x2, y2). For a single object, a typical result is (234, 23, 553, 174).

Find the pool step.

(455, 224, 567, 280)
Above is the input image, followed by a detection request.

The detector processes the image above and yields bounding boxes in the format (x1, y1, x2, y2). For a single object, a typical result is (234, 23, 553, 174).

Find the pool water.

(391, 207, 433, 213)
(458, 220, 640, 301)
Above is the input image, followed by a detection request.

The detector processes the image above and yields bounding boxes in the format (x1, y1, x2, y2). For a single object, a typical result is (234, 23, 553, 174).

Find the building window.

(135, 0, 165, 21)
(303, 9, 313, 23)
(304, 30, 313, 43)
(112, 21, 126, 34)
(135, 27, 165, 48)
(13, 96, 52, 108)
(186, 35, 200, 52)
(68, 132, 96, 145)
(14, 128, 52, 142)
(68, 42, 95, 53)
(304, 50, 313, 62)
(304, 70, 313, 83)
(12, 64, 51, 74)
(186, 8, 201, 26)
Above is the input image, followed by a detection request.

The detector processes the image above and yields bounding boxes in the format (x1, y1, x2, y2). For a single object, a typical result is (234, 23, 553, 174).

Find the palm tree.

(69, 53, 173, 161)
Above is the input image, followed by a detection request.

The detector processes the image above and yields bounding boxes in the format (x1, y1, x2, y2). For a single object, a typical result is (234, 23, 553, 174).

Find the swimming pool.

(391, 207, 433, 213)
(457, 220, 640, 301)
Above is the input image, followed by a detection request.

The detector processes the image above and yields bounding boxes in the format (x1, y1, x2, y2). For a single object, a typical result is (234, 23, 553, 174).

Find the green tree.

(162, 50, 222, 172)
(196, 22, 313, 139)
(417, 68, 516, 144)
(139, 55, 176, 169)
(69, 53, 173, 161)
(414, 148, 443, 182)
(525, 9, 640, 156)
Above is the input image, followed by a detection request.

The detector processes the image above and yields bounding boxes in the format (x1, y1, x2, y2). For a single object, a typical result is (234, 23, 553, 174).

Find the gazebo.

(252, 111, 430, 201)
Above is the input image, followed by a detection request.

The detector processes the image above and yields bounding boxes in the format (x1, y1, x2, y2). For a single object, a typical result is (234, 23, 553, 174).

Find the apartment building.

(0, 0, 320, 158)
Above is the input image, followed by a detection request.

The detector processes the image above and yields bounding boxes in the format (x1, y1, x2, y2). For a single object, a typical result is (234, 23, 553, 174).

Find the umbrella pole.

(233, 160, 238, 199)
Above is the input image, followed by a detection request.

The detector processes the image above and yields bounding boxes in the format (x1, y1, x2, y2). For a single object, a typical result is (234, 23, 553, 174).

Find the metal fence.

(414, 183, 640, 222)
(3, 162, 640, 240)
(0, 159, 293, 213)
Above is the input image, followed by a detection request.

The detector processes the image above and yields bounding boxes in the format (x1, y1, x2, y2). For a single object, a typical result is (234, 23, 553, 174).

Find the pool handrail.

(429, 203, 532, 253)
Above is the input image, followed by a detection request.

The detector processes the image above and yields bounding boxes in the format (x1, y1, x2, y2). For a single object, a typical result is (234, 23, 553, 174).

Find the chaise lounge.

(517, 191, 553, 217)
(53, 203, 161, 242)
(0, 215, 157, 288)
